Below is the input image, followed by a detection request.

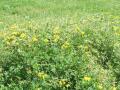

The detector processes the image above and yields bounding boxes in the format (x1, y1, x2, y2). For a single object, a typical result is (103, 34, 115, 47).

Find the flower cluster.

(58, 79, 70, 88)
(37, 72, 48, 80)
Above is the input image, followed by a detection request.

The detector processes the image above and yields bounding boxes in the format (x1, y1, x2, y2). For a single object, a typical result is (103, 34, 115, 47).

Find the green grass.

(0, 0, 119, 22)
(0, 0, 120, 90)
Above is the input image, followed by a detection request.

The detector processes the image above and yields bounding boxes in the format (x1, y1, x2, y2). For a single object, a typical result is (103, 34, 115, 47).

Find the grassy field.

(0, 0, 120, 90)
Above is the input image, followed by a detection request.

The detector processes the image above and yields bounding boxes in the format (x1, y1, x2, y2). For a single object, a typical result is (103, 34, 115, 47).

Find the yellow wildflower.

(112, 87, 117, 90)
(12, 32, 18, 35)
(7, 35, 16, 42)
(12, 32, 21, 37)
(37, 72, 48, 79)
(83, 76, 91, 81)
(61, 41, 70, 49)
(98, 85, 103, 89)
(59, 79, 70, 87)
(80, 31, 85, 36)
(32, 37, 38, 42)
(6, 41, 10, 45)
(66, 84, 70, 88)
(43, 38, 49, 43)
(20, 33, 27, 39)
(59, 79, 66, 86)
(53, 26, 60, 34)
(53, 35, 60, 42)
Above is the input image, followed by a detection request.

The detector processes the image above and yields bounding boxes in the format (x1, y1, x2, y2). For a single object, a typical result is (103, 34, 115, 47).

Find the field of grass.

(0, 0, 120, 90)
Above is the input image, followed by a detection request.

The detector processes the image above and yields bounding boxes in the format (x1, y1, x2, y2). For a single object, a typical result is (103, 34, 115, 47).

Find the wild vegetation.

(0, 0, 120, 90)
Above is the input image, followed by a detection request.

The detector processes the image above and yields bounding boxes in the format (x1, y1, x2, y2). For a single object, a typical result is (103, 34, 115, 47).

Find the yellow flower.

(20, 33, 27, 39)
(112, 87, 117, 90)
(12, 32, 21, 37)
(98, 85, 103, 89)
(7, 35, 16, 42)
(32, 37, 38, 42)
(61, 41, 70, 49)
(80, 31, 85, 36)
(6, 41, 10, 45)
(5, 35, 17, 46)
(53, 35, 60, 42)
(12, 32, 18, 35)
(59, 79, 70, 87)
(43, 38, 49, 43)
(66, 84, 70, 88)
(59, 79, 66, 86)
(37, 72, 48, 79)
(53, 26, 60, 34)
(83, 76, 91, 81)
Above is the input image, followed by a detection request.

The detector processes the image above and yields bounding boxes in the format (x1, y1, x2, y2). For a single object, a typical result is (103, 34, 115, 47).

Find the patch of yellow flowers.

(52, 27, 61, 43)
(32, 36, 38, 42)
(52, 34, 60, 43)
(53, 26, 61, 34)
(4, 31, 38, 46)
(20, 33, 27, 39)
(74, 25, 85, 36)
(43, 38, 49, 43)
(83, 76, 91, 81)
(80, 31, 85, 36)
(37, 72, 48, 80)
(5, 32, 26, 46)
(59, 79, 70, 88)
(97, 84, 103, 90)
(111, 86, 117, 90)
(61, 41, 70, 49)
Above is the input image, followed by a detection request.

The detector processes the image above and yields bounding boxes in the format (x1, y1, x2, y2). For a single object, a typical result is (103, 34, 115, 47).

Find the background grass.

(0, 0, 119, 24)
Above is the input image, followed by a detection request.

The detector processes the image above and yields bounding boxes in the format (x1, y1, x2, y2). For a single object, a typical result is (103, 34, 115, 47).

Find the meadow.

(0, 0, 120, 90)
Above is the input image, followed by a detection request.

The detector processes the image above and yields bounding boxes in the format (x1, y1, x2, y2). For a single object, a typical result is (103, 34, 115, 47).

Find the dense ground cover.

(0, 0, 120, 90)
